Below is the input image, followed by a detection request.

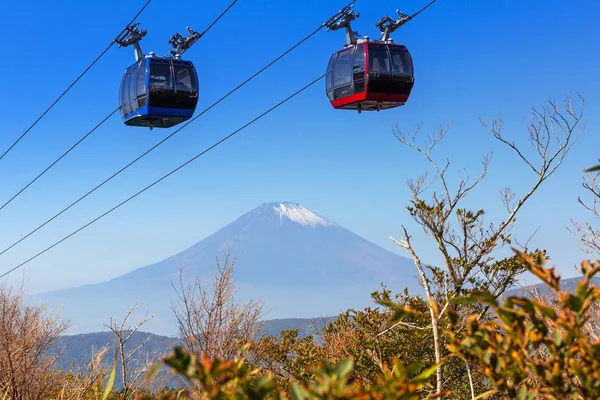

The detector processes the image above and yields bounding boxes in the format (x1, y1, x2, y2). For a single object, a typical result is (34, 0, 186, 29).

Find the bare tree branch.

(388, 94, 585, 397)
(171, 247, 263, 367)
(390, 231, 443, 394)
(105, 303, 155, 399)
(0, 282, 69, 399)
(569, 170, 600, 259)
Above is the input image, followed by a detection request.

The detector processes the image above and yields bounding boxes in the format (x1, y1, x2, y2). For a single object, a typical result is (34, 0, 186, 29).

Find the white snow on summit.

(273, 203, 333, 227)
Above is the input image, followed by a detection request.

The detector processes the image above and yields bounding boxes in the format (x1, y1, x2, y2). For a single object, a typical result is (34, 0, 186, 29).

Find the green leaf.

(473, 390, 500, 399)
(566, 295, 583, 312)
(290, 383, 307, 400)
(517, 385, 533, 400)
(376, 299, 400, 309)
(586, 164, 600, 172)
(377, 299, 416, 321)
(452, 291, 498, 306)
(553, 329, 563, 347)
(532, 302, 557, 319)
(576, 282, 588, 299)
(471, 291, 499, 306)
(411, 362, 441, 383)
(333, 358, 354, 378)
(102, 351, 118, 400)
(145, 362, 163, 381)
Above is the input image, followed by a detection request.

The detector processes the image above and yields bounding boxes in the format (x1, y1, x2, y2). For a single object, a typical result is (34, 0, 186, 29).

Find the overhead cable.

(0, 0, 241, 211)
(0, 74, 325, 279)
(0, 0, 152, 162)
(0, 0, 353, 258)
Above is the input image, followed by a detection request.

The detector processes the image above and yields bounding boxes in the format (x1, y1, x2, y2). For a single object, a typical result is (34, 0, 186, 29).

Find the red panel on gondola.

(326, 42, 414, 112)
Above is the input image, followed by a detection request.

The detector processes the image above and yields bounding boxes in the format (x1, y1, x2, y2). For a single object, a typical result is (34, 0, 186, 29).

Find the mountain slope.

(503, 276, 600, 298)
(49, 316, 335, 387)
(32, 202, 419, 335)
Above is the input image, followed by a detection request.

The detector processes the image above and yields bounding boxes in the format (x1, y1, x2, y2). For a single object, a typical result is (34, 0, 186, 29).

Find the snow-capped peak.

(273, 202, 333, 227)
(251, 202, 335, 228)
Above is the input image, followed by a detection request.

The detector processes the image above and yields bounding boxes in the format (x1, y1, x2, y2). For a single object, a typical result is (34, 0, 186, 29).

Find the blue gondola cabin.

(119, 55, 199, 129)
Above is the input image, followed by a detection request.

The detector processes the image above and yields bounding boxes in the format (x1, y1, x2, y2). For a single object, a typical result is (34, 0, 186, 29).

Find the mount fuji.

(32, 202, 420, 335)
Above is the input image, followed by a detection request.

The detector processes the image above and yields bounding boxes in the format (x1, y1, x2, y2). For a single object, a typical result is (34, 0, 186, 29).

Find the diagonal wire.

(0, 108, 120, 212)
(0, 0, 241, 212)
(408, 0, 438, 21)
(0, 12, 333, 259)
(0, 75, 325, 279)
(0, 0, 152, 163)
(0, 0, 439, 264)
(200, 0, 239, 36)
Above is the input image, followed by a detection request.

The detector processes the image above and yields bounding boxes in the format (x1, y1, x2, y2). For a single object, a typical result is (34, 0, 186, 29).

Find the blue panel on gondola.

(119, 56, 199, 129)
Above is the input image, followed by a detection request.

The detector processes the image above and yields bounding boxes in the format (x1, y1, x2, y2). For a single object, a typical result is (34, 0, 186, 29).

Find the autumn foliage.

(0, 96, 596, 399)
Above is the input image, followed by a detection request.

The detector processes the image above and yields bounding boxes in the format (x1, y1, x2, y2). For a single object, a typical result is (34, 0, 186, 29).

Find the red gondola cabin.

(326, 42, 414, 112)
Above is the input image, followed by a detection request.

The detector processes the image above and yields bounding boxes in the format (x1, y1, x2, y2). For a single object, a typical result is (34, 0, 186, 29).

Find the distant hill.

(50, 331, 177, 374)
(51, 273, 600, 387)
(259, 316, 338, 338)
(32, 201, 419, 335)
(49, 315, 337, 387)
(503, 276, 600, 299)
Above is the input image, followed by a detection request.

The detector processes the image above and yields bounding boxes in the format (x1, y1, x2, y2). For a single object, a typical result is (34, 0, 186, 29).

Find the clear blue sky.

(0, 0, 598, 294)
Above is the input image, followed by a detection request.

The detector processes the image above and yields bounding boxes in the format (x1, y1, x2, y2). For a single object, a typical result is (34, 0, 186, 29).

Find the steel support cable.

(0, 74, 325, 279)
(408, 0, 438, 21)
(0, 0, 241, 212)
(0, 13, 333, 259)
(0, 108, 120, 212)
(0, 0, 152, 163)
(200, 0, 239, 36)
(0, 0, 435, 264)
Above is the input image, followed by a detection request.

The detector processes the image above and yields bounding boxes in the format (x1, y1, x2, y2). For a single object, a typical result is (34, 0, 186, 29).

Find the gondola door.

(328, 44, 369, 111)
(352, 44, 366, 94)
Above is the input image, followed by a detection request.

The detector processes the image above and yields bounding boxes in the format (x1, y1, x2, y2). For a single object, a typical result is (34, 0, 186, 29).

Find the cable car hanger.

(114, 23, 202, 130)
(324, 1, 437, 113)
(115, 23, 202, 66)
(323, 3, 360, 46)
(114, 22, 148, 62)
(168, 27, 202, 59)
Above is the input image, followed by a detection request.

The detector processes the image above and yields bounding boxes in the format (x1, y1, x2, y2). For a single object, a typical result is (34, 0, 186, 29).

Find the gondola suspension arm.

(115, 22, 147, 62)
(168, 27, 202, 58)
(323, 1, 361, 46)
(376, 0, 438, 42)
(376, 10, 410, 42)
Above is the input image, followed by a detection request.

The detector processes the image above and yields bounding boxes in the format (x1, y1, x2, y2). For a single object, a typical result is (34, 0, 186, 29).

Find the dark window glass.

(129, 64, 138, 112)
(332, 47, 355, 99)
(174, 64, 198, 94)
(368, 44, 391, 79)
(352, 44, 366, 93)
(121, 71, 132, 115)
(388, 46, 413, 77)
(136, 60, 147, 97)
(333, 48, 353, 88)
(119, 74, 126, 114)
(136, 60, 148, 108)
(148, 61, 198, 110)
(150, 62, 173, 91)
(149, 61, 174, 108)
(326, 55, 334, 101)
(367, 44, 413, 95)
(371, 79, 413, 94)
(137, 60, 147, 108)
